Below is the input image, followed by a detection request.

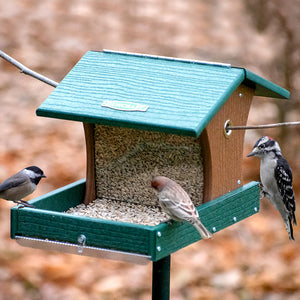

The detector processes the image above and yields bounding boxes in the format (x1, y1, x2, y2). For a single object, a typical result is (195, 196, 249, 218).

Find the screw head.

(156, 246, 161, 252)
(157, 231, 162, 237)
(77, 234, 86, 245)
(212, 227, 216, 232)
(233, 217, 237, 222)
(77, 234, 86, 254)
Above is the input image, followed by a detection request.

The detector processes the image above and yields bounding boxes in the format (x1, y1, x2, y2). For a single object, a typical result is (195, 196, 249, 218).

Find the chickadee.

(0, 166, 46, 208)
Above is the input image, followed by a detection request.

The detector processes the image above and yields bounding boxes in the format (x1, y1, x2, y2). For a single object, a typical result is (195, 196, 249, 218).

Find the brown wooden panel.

(201, 84, 254, 202)
(83, 123, 96, 205)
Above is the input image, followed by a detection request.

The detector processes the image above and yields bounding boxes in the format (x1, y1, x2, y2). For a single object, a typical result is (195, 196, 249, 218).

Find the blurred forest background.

(0, 0, 300, 299)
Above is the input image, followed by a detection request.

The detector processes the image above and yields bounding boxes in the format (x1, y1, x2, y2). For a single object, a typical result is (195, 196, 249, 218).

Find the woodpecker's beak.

(247, 148, 257, 157)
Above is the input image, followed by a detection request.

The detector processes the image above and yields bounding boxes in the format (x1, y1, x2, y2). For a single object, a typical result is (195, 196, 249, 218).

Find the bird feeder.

(11, 50, 289, 265)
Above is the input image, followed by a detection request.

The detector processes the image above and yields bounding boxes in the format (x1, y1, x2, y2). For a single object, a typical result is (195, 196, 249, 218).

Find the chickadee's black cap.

(26, 166, 46, 177)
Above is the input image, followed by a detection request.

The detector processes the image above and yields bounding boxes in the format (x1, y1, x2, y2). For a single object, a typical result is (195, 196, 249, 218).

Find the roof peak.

(102, 49, 232, 68)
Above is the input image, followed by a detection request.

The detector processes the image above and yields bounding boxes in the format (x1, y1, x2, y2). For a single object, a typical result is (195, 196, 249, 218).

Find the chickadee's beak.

(42, 175, 47, 178)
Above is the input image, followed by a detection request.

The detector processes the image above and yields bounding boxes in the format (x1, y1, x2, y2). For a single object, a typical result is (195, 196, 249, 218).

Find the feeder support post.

(152, 255, 171, 300)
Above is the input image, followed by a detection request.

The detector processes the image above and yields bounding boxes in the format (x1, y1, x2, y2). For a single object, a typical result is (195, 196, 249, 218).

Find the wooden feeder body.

(84, 83, 253, 206)
(84, 124, 204, 208)
(10, 51, 289, 262)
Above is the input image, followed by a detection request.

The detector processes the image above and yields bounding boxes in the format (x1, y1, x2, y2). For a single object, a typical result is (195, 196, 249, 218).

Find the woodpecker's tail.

(191, 219, 212, 239)
(286, 216, 296, 241)
(291, 211, 297, 227)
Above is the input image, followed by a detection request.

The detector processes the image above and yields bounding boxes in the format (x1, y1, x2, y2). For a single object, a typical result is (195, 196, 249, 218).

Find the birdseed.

(67, 125, 204, 226)
(66, 198, 169, 226)
(94, 125, 204, 207)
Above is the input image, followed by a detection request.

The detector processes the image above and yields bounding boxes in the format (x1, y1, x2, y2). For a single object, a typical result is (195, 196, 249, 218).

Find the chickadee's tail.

(191, 219, 212, 239)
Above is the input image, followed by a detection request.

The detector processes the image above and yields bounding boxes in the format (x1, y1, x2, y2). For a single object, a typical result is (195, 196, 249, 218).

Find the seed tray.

(11, 179, 260, 262)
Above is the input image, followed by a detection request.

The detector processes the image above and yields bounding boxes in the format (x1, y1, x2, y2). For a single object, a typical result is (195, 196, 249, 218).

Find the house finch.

(151, 176, 212, 239)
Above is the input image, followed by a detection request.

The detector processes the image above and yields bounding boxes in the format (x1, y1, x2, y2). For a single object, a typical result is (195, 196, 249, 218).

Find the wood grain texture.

(11, 180, 260, 261)
(200, 84, 254, 202)
(36, 51, 288, 138)
(36, 51, 246, 137)
(83, 123, 96, 205)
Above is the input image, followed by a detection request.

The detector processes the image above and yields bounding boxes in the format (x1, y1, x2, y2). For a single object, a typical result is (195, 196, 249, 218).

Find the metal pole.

(152, 255, 171, 300)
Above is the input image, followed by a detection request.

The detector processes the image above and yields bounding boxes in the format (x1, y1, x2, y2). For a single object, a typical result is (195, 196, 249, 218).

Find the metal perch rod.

(227, 121, 300, 130)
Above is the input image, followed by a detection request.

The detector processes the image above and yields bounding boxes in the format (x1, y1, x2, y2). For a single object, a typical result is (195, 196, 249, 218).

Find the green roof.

(36, 50, 289, 137)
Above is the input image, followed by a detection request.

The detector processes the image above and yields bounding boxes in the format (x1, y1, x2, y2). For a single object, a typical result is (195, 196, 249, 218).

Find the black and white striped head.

(247, 136, 282, 158)
(23, 166, 46, 185)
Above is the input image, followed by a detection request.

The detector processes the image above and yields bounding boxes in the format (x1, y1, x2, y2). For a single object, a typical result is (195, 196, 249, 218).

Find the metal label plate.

(101, 100, 149, 112)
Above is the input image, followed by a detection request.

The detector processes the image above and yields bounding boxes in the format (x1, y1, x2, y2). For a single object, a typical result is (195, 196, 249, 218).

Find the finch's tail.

(191, 219, 212, 239)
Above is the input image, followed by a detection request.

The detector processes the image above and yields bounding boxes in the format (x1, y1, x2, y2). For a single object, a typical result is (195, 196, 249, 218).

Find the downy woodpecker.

(247, 136, 297, 240)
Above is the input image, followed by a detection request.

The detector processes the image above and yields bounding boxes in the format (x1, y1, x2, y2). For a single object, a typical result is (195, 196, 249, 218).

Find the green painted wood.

(14, 212, 152, 254)
(152, 181, 260, 261)
(30, 178, 86, 211)
(11, 180, 260, 261)
(36, 51, 289, 137)
(11, 180, 154, 254)
(242, 69, 290, 99)
(36, 50, 241, 137)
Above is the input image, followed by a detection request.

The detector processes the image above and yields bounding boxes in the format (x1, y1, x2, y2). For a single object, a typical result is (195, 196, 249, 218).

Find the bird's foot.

(166, 219, 174, 225)
(258, 183, 269, 200)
